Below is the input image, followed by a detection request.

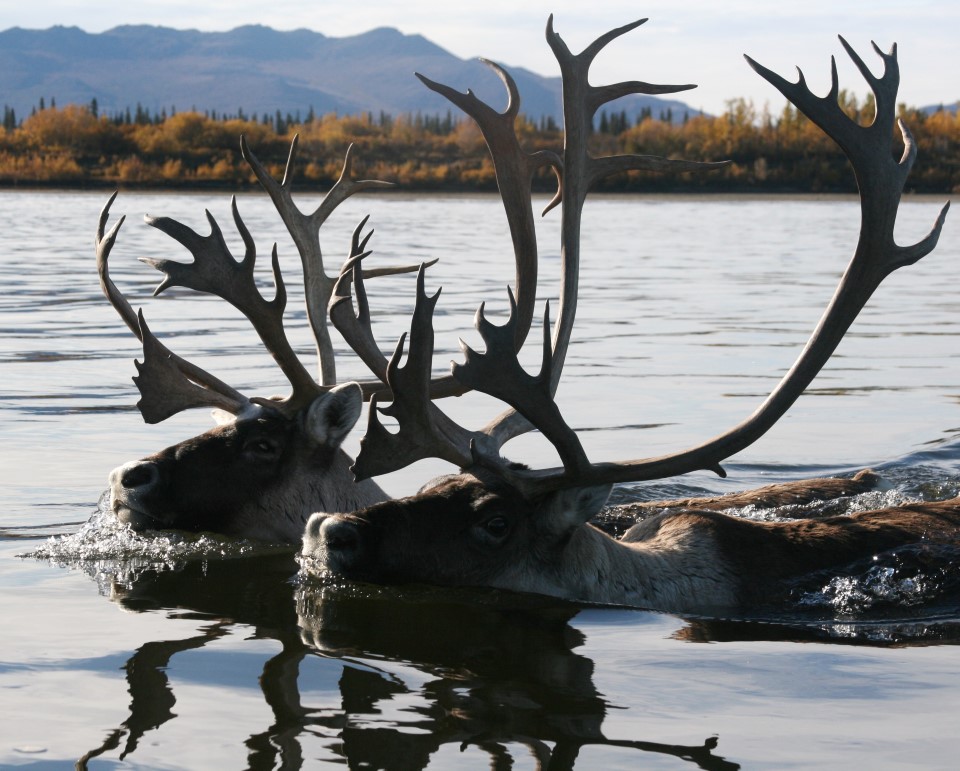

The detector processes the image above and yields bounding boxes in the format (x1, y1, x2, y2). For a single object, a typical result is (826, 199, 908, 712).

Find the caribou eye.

(482, 516, 510, 539)
(245, 438, 280, 459)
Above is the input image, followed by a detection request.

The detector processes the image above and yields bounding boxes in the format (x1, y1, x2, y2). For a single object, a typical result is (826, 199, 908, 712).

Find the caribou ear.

(535, 484, 612, 535)
(304, 382, 364, 449)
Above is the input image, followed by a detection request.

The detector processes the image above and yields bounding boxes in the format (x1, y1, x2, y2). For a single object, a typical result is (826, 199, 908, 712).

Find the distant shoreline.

(1, 182, 954, 202)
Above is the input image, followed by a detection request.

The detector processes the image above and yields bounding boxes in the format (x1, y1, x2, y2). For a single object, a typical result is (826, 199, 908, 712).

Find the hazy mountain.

(922, 101, 958, 116)
(0, 24, 701, 124)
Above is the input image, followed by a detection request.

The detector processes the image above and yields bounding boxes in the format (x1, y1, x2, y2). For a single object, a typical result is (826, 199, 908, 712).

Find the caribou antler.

(353, 266, 476, 478)
(464, 35, 950, 497)
(334, 60, 565, 473)
(241, 136, 395, 386)
(100, 138, 437, 424)
(143, 197, 323, 414)
(350, 16, 729, 481)
(97, 193, 253, 422)
(351, 23, 947, 501)
(545, 15, 729, 397)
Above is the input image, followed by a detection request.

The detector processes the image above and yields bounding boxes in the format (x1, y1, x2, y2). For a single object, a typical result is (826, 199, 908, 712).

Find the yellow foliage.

(160, 158, 186, 181)
(0, 150, 83, 180)
(114, 156, 150, 183)
(19, 105, 118, 154)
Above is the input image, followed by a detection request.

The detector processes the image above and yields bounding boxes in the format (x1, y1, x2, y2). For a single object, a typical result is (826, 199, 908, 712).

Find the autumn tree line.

(0, 92, 957, 192)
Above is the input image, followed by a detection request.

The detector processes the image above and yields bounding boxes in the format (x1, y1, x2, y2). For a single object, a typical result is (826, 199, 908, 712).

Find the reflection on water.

(3, 191, 960, 768)
(41, 536, 960, 769)
(64, 551, 739, 770)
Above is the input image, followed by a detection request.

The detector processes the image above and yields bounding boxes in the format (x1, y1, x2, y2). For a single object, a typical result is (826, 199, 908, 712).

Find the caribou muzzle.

(108, 459, 169, 530)
(303, 513, 373, 578)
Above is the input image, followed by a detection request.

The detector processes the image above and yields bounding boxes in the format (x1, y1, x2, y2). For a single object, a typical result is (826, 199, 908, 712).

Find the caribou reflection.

(295, 584, 740, 770)
(73, 553, 739, 770)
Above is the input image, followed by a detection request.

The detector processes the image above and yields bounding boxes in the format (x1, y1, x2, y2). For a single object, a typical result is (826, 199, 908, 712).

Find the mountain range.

(0, 24, 702, 124)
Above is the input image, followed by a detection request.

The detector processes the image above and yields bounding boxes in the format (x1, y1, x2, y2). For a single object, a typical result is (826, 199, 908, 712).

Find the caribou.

(94, 144, 405, 542)
(301, 18, 960, 612)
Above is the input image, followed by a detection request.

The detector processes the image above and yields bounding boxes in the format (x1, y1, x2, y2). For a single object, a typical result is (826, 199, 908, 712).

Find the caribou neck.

(503, 524, 740, 612)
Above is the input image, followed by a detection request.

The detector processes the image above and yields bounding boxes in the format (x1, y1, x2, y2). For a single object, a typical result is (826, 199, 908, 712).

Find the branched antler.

(494, 34, 950, 496)
(352, 267, 475, 480)
(352, 16, 729, 483)
(97, 194, 252, 422)
(241, 136, 395, 386)
(143, 197, 321, 412)
(101, 135, 438, 425)
(350, 20, 948, 504)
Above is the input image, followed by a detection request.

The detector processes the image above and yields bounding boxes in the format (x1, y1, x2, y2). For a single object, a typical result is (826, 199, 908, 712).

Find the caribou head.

(302, 18, 957, 610)
(106, 384, 373, 542)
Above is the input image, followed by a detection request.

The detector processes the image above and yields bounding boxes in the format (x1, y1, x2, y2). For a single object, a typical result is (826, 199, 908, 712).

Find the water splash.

(795, 543, 960, 615)
(27, 493, 277, 592)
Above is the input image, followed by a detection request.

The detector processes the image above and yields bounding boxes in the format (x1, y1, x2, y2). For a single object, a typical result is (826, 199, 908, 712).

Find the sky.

(4, 0, 957, 115)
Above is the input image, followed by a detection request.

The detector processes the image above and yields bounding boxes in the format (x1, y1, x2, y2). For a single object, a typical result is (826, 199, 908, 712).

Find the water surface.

(2, 189, 959, 768)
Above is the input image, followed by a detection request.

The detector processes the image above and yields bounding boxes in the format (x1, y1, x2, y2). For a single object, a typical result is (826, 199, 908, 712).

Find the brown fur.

(625, 497, 960, 606)
(612, 469, 879, 516)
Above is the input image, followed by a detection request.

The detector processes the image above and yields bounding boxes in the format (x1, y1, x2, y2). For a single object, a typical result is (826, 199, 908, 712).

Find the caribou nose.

(111, 460, 160, 491)
(303, 512, 329, 548)
(320, 517, 360, 553)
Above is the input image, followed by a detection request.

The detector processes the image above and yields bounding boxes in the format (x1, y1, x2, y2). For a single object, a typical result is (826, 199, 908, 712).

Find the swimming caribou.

(301, 18, 960, 612)
(96, 143, 416, 542)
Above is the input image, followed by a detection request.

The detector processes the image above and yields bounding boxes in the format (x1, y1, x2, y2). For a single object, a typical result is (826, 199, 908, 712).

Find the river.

(2, 188, 959, 768)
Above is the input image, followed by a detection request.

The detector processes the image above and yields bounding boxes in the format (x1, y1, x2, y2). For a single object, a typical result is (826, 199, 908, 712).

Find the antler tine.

(329, 219, 461, 400)
(96, 193, 251, 421)
(352, 265, 474, 480)
(96, 192, 137, 333)
(503, 37, 950, 497)
(143, 197, 322, 412)
(416, 61, 561, 351)
(456, 294, 590, 477)
(241, 135, 398, 386)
